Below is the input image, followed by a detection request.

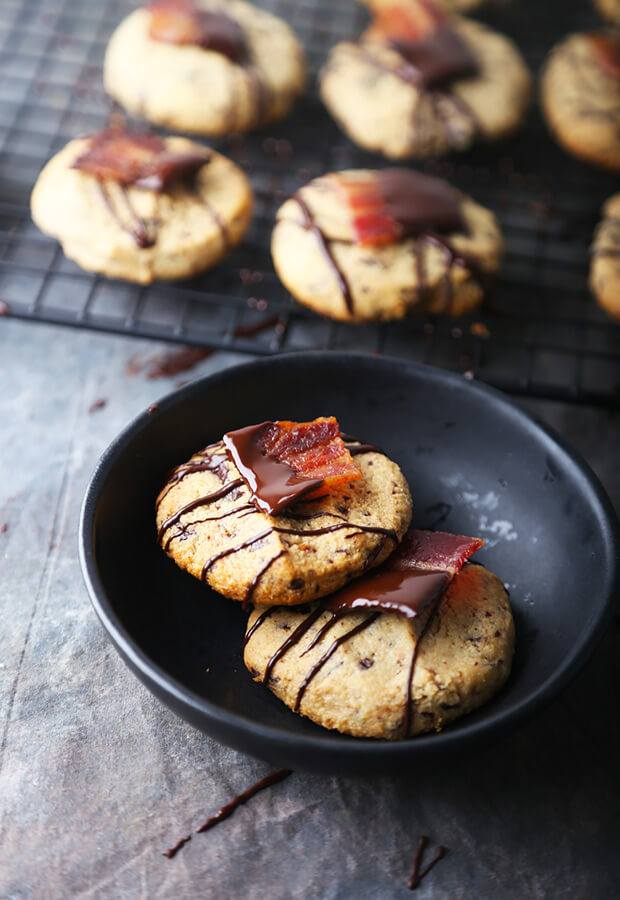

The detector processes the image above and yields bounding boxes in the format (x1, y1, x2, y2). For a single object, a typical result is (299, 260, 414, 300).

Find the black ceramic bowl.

(79, 353, 619, 774)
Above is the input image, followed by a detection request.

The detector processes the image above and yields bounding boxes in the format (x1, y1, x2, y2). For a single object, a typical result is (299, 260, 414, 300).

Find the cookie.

(319, 2, 532, 160)
(541, 32, 620, 172)
(30, 129, 253, 284)
(244, 562, 514, 739)
(156, 434, 412, 607)
(359, 0, 501, 14)
(593, 0, 620, 26)
(590, 193, 620, 319)
(271, 168, 503, 322)
(104, 0, 306, 135)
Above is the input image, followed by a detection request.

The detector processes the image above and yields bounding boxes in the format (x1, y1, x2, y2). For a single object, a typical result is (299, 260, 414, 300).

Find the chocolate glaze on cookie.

(376, 169, 463, 236)
(288, 173, 482, 316)
(389, 23, 478, 88)
(157, 437, 401, 606)
(245, 529, 483, 735)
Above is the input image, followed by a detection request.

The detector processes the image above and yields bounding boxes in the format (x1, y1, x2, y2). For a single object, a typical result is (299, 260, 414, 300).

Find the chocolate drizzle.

(97, 182, 155, 248)
(163, 768, 292, 859)
(264, 608, 324, 683)
(195, 769, 292, 833)
(389, 24, 478, 89)
(293, 612, 379, 711)
(223, 422, 325, 514)
(201, 527, 273, 581)
(407, 835, 447, 890)
(156, 479, 243, 544)
(292, 193, 356, 315)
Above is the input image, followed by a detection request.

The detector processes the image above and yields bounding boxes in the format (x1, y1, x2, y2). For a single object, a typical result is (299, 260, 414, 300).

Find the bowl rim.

(79, 351, 620, 764)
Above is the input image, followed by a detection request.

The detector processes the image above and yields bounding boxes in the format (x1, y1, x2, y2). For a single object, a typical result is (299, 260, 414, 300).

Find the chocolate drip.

(389, 24, 478, 89)
(299, 610, 339, 657)
(157, 451, 228, 506)
(293, 613, 379, 711)
(162, 834, 191, 859)
(157, 479, 243, 543)
(163, 504, 255, 552)
(243, 549, 288, 608)
(342, 45, 480, 147)
(97, 183, 154, 248)
(194, 197, 230, 250)
(223, 422, 324, 514)
(403, 597, 442, 737)
(291, 193, 355, 315)
(243, 606, 275, 649)
(275, 522, 397, 541)
(201, 528, 274, 581)
(263, 608, 324, 683)
(195, 769, 292, 834)
(408, 837, 447, 890)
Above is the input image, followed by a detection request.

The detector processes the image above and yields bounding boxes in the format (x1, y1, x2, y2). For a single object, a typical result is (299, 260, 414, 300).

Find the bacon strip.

(324, 528, 484, 618)
(389, 528, 484, 574)
(147, 0, 248, 62)
(258, 418, 361, 489)
(73, 128, 211, 190)
(334, 177, 403, 247)
(224, 417, 362, 515)
(589, 33, 620, 80)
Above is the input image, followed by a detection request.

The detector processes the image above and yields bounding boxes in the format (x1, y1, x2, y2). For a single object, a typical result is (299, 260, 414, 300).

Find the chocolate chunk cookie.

(541, 32, 620, 172)
(156, 437, 412, 607)
(590, 193, 620, 319)
(104, 0, 307, 134)
(31, 130, 252, 283)
(271, 168, 503, 322)
(320, 3, 532, 160)
(244, 563, 514, 739)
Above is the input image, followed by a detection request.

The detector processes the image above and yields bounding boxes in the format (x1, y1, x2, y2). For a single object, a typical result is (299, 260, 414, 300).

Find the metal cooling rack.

(0, 0, 619, 405)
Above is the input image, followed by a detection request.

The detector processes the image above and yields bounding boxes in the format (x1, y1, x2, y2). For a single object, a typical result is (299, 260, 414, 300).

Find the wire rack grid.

(0, 0, 619, 405)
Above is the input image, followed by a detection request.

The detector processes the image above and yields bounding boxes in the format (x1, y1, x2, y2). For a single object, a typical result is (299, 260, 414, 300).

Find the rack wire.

(0, 0, 619, 405)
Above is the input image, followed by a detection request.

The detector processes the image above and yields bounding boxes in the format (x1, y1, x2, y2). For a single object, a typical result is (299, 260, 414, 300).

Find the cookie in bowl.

(319, 0, 532, 160)
(104, 0, 307, 134)
(590, 193, 620, 320)
(244, 529, 515, 739)
(156, 418, 412, 607)
(30, 127, 253, 283)
(271, 168, 503, 322)
(541, 32, 620, 172)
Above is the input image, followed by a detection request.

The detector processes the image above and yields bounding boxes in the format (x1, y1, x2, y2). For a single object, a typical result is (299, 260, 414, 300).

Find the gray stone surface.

(1, 318, 619, 899)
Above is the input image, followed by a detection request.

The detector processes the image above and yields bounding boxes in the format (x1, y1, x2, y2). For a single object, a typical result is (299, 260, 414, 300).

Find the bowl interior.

(83, 353, 618, 771)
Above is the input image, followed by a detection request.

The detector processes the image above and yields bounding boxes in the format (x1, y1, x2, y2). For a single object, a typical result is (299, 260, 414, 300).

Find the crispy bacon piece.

(72, 128, 211, 190)
(334, 170, 462, 247)
(390, 528, 484, 574)
(147, 0, 248, 62)
(589, 33, 620, 80)
(334, 177, 403, 247)
(371, 0, 444, 44)
(258, 417, 362, 492)
(324, 527, 484, 618)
